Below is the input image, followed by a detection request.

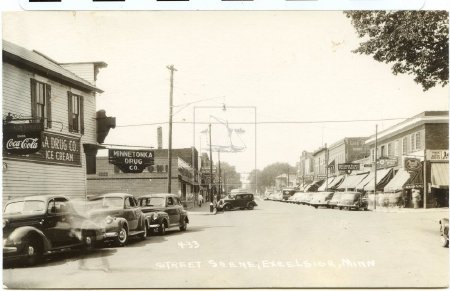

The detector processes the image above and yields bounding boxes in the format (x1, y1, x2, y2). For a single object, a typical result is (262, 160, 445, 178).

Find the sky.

(2, 11, 448, 175)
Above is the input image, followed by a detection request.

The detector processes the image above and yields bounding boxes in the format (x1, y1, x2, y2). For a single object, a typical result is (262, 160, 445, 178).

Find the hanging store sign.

(338, 163, 360, 171)
(376, 158, 398, 169)
(3, 131, 81, 166)
(109, 149, 154, 173)
(3, 122, 43, 155)
(404, 158, 422, 172)
(426, 150, 449, 161)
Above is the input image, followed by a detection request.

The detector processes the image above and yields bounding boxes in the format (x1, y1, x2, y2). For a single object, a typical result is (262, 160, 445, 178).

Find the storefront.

(2, 40, 108, 203)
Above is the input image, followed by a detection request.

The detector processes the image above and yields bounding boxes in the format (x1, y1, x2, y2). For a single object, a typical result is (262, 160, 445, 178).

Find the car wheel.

(180, 219, 187, 231)
(115, 225, 128, 247)
(225, 204, 232, 211)
(441, 234, 449, 247)
(247, 204, 254, 210)
(139, 222, 148, 240)
(158, 222, 166, 235)
(22, 240, 42, 266)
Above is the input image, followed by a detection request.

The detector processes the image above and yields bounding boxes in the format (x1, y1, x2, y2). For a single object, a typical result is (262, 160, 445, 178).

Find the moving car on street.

(440, 218, 449, 247)
(337, 192, 368, 211)
(137, 193, 189, 235)
(88, 193, 149, 246)
(217, 193, 258, 211)
(3, 195, 105, 266)
(309, 192, 334, 208)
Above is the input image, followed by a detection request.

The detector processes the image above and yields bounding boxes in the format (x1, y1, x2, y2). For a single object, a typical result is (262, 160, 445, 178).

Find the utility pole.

(167, 65, 177, 193)
(218, 149, 221, 200)
(325, 143, 329, 191)
(373, 124, 378, 210)
(209, 123, 213, 201)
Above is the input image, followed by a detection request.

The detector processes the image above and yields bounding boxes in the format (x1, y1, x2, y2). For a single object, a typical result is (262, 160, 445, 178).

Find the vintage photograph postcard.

(1, 8, 449, 289)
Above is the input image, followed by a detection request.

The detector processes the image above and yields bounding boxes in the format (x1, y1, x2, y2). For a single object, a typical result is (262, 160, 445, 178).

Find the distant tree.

(219, 162, 242, 193)
(345, 11, 448, 91)
(247, 163, 297, 194)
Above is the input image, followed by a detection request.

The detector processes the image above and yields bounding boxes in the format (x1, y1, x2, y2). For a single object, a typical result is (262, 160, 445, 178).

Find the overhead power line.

(115, 117, 410, 128)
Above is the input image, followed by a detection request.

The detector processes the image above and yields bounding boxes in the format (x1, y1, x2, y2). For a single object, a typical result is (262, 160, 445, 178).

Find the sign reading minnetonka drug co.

(108, 149, 154, 173)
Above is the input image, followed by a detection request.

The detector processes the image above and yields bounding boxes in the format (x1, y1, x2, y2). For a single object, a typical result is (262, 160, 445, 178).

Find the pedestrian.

(198, 193, 203, 207)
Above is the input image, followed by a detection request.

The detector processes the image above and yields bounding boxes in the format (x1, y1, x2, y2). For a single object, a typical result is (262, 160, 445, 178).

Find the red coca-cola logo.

(6, 138, 39, 150)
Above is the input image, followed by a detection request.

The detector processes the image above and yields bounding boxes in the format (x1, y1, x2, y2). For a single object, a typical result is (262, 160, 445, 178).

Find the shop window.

(31, 79, 52, 128)
(68, 92, 84, 134)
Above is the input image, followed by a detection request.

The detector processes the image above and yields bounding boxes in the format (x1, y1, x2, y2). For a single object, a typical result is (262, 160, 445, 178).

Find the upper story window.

(410, 134, 415, 152)
(402, 137, 408, 155)
(31, 79, 51, 128)
(415, 132, 421, 150)
(68, 92, 84, 134)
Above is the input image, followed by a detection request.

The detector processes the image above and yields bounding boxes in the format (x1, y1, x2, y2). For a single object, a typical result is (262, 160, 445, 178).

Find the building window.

(402, 137, 408, 155)
(415, 132, 421, 150)
(410, 134, 415, 152)
(387, 143, 393, 157)
(31, 79, 52, 128)
(394, 140, 399, 156)
(68, 92, 84, 134)
(381, 145, 386, 158)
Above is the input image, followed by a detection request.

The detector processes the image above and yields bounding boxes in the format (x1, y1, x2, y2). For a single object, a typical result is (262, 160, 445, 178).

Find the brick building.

(365, 111, 449, 207)
(87, 148, 198, 200)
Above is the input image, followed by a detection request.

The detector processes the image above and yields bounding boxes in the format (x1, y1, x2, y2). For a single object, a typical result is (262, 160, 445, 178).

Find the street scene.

(3, 200, 448, 288)
(2, 9, 449, 289)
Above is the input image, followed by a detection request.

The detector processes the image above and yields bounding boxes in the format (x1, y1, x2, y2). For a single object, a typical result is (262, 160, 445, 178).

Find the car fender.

(106, 217, 128, 232)
(6, 226, 51, 251)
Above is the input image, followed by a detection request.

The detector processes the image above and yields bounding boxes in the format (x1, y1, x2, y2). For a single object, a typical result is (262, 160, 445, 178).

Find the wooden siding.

(61, 64, 95, 85)
(3, 61, 98, 202)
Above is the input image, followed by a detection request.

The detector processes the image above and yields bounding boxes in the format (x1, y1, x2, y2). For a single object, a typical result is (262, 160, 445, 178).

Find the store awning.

(327, 175, 345, 189)
(357, 168, 392, 191)
(431, 163, 449, 187)
(317, 177, 335, 192)
(304, 180, 324, 192)
(384, 169, 411, 192)
(337, 173, 369, 190)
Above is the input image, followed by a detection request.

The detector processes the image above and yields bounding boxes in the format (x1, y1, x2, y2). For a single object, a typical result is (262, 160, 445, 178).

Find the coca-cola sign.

(3, 122, 43, 155)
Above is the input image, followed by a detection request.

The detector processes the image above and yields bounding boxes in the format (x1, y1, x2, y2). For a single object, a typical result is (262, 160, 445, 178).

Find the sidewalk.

(370, 206, 449, 213)
(187, 201, 221, 215)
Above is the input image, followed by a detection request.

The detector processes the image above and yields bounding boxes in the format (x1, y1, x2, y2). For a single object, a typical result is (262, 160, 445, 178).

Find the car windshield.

(140, 197, 165, 207)
(90, 197, 123, 208)
(4, 200, 46, 214)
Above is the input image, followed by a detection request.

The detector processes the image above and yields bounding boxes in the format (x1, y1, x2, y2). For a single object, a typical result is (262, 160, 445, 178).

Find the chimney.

(157, 127, 163, 149)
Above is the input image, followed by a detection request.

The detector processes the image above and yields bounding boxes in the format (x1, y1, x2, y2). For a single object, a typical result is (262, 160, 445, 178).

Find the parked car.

(309, 192, 334, 208)
(87, 193, 149, 246)
(137, 193, 189, 235)
(328, 192, 343, 209)
(337, 192, 368, 211)
(298, 192, 315, 205)
(282, 188, 296, 201)
(218, 193, 257, 211)
(440, 218, 449, 247)
(3, 195, 105, 266)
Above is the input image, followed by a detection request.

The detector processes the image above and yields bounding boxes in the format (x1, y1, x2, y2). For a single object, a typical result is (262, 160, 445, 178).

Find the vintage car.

(87, 193, 149, 246)
(217, 193, 257, 211)
(137, 193, 189, 235)
(3, 195, 105, 266)
(298, 192, 315, 205)
(309, 192, 334, 208)
(328, 192, 343, 209)
(440, 218, 449, 247)
(337, 192, 368, 211)
(282, 188, 297, 201)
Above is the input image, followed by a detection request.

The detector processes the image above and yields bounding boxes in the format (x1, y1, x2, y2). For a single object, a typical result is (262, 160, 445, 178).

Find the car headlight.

(105, 216, 114, 224)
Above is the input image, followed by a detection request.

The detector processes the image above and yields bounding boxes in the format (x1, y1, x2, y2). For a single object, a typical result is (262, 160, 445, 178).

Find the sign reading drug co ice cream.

(108, 149, 154, 173)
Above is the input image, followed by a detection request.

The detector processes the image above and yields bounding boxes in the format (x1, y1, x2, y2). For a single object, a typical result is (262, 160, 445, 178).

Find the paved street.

(3, 200, 448, 289)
